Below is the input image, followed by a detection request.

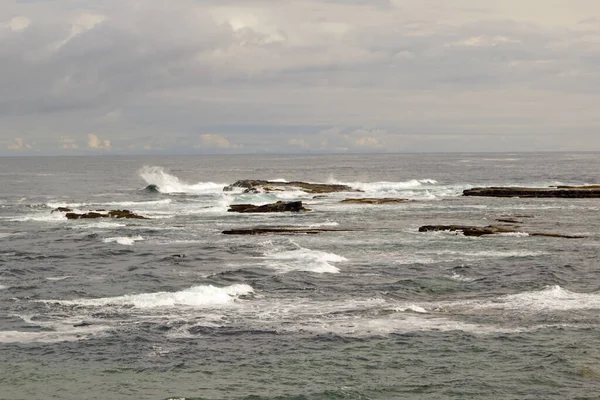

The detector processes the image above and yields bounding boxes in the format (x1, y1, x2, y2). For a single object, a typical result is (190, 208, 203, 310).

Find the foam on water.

(9, 212, 67, 222)
(0, 325, 110, 344)
(44, 284, 254, 309)
(500, 285, 600, 312)
(264, 246, 346, 274)
(72, 221, 127, 229)
(46, 276, 73, 281)
(394, 249, 544, 265)
(103, 236, 144, 246)
(0, 284, 7, 290)
(139, 166, 224, 194)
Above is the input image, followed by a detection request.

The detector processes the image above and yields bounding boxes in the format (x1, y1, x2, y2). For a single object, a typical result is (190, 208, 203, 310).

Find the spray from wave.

(42, 284, 254, 309)
(138, 166, 224, 194)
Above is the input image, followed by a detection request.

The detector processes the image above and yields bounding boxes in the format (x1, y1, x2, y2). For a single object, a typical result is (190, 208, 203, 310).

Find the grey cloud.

(1, 0, 600, 155)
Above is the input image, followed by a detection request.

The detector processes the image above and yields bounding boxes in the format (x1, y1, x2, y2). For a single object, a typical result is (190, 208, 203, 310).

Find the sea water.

(1, 153, 600, 399)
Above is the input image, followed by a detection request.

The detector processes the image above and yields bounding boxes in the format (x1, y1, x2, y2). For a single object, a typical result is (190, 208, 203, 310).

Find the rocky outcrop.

(341, 198, 410, 204)
(418, 224, 584, 239)
(223, 180, 360, 194)
(51, 207, 73, 213)
(228, 201, 307, 213)
(144, 184, 160, 193)
(222, 227, 355, 235)
(463, 186, 600, 198)
(64, 209, 150, 220)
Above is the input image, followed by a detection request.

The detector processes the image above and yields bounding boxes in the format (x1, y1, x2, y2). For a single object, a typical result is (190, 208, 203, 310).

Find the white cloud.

(87, 133, 111, 150)
(196, 133, 239, 150)
(59, 136, 79, 149)
(7, 137, 32, 150)
(5, 16, 30, 32)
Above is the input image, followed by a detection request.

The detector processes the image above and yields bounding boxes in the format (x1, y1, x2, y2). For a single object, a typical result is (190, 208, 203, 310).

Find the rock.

(51, 207, 73, 213)
(418, 224, 584, 239)
(495, 218, 522, 224)
(65, 209, 150, 220)
(73, 322, 92, 327)
(222, 227, 355, 235)
(463, 186, 600, 198)
(341, 198, 410, 204)
(418, 225, 514, 236)
(228, 201, 308, 213)
(223, 179, 360, 194)
(144, 184, 160, 193)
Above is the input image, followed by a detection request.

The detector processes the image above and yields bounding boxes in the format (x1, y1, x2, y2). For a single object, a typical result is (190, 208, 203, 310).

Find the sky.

(1, 0, 600, 155)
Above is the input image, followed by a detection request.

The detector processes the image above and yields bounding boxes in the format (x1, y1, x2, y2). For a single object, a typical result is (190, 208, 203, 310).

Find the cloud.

(195, 133, 240, 150)
(87, 133, 111, 150)
(7, 137, 32, 150)
(1, 0, 600, 154)
(5, 16, 30, 32)
(59, 136, 79, 149)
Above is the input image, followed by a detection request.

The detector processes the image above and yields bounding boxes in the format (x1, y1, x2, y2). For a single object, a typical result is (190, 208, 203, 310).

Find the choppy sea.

(1, 153, 600, 399)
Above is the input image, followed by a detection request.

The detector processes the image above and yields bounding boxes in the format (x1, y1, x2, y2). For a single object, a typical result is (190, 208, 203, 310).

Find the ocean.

(1, 152, 599, 399)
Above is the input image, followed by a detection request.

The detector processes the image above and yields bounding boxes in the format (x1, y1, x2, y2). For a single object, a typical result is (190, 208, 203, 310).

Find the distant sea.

(1, 153, 600, 399)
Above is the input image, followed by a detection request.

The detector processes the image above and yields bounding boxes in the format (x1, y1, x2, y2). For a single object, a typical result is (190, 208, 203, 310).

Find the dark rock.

(144, 184, 160, 193)
(228, 201, 307, 213)
(496, 218, 522, 224)
(418, 224, 584, 239)
(222, 227, 356, 235)
(73, 322, 92, 327)
(341, 198, 410, 204)
(65, 209, 150, 220)
(51, 207, 72, 213)
(224, 179, 360, 194)
(463, 186, 600, 198)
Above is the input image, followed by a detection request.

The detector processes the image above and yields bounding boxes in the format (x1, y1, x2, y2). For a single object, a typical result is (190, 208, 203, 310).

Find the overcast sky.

(1, 0, 599, 155)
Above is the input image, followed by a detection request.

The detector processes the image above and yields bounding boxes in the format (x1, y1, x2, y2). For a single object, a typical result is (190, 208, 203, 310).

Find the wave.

(43, 284, 254, 309)
(0, 284, 7, 290)
(139, 166, 224, 194)
(103, 236, 144, 246)
(263, 243, 346, 274)
(500, 285, 600, 312)
(47, 199, 172, 209)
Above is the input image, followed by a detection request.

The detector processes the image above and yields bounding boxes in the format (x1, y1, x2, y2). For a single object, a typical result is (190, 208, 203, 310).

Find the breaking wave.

(139, 166, 224, 194)
(43, 284, 254, 309)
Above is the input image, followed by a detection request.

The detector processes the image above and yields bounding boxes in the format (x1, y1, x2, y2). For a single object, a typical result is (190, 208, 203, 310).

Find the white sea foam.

(103, 236, 144, 245)
(47, 199, 172, 209)
(139, 166, 224, 194)
(46, 276, 73, 281)
(497, 232, 530, 237)
(307, 221, 339, 228)
(264, 247, 346, 274)
(0, 284, 7, 290)
(269, 178, 289, 183)
(10, 212, 67, 222)
(394, 249, 543, 265)
(332, 179, 438, 193)
(44, 284, 254, 309)
(449, 273, 475, 282)
(72, 221, 127, 229)
(499, 285, 600, 312)
(0, 325, 109, 343)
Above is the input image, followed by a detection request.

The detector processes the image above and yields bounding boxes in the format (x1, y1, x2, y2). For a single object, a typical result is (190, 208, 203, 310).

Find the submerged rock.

(64, 209, 150, 220)
(222, 227, 355, 235)
(51, 207, 73, 213)
(463, 186, 600, 198)
(418, 224, 584, 239)
(341, 198, 410, 204)
(228, 201, 308, 213)
(223, 179, 360, 194)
